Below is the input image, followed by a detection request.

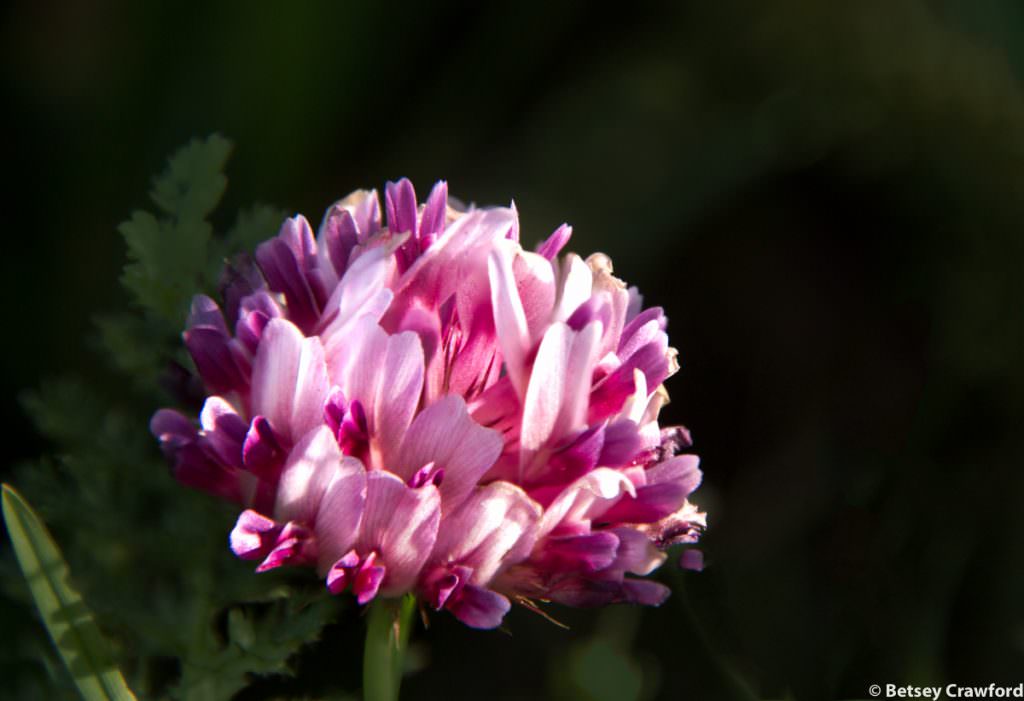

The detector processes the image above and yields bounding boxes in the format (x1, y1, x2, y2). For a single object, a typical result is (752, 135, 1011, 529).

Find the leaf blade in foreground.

(2, 484, 137, 701)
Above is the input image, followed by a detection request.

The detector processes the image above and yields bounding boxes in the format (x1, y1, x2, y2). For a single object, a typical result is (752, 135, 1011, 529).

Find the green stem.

(363, 595, 416, 701)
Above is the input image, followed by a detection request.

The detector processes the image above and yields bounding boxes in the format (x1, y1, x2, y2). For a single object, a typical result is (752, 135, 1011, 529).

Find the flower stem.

(363, 595, 416, 701)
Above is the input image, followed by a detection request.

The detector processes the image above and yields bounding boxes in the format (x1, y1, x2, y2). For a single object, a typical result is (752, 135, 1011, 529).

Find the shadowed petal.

(599, 455, 701, 525)
(199, 396, 246, 469)
(446, 585, 511, 629)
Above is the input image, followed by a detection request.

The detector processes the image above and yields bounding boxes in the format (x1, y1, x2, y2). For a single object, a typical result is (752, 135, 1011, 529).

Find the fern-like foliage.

(3, 136, 341, 701)
(120, 135, 229, 325)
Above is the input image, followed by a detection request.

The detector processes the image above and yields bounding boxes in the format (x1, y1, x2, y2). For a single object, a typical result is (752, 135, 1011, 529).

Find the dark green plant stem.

(363, 595, 416, 701)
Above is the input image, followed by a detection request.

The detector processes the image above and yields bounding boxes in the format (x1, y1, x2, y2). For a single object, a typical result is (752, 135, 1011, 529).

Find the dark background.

(3, 2, 1024, 699)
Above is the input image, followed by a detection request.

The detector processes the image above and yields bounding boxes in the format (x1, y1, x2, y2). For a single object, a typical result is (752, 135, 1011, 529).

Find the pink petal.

(418, 180, 448, 241)
(608, 527, 667, 575)
(385, 178, 418, 235)
(541, 424, 606, 488)
(387, 207, 515, 338)
(313, 456, 368, 573)
(327, 316, 387, 406)
(255, 521, 315, 572)
(356, 471, 441, 596)
(680, 549, 705, 572)
(251, 318, 303, 440)
(535, 223, 572, 260)
(352, 552, 387, 604)
(599, 455, 701, 525)
(255, 217, 322, 331)
(274, 425, 345, 523)
(291, 336, 330, 440)
(617, 318, 664, 364)
(597, 419, 645, 468)
(187, 294, 230, 335)
(541, 531, 620, 573)
(621, 579, 671, 606)
(553, 320, 603, 440)
(317, 204, 359, 278)
(335, 188, 381, 243)
(520, 322, 570, 458)
(552, 253, 593, 323)
(488, 240, 532, 396)
(230, 509, 281, 560)
(619, 307, 666, 354)
(537, 468, 637, 539)
(326, 319, 424, 467)
(511, 248, 556, 341)
(373, 331, 425, 465)
(430, 481, 541, 584)
(519, 320, 602, 474)
(242, 416, 286, 480)
(588, 365, 638, 423)
(446, 585, 511, 629)
(326, 550, 361, 594)
(319, 244, 394, 335)
(199, 396, 246, 469)
(395, 395, 503, 511)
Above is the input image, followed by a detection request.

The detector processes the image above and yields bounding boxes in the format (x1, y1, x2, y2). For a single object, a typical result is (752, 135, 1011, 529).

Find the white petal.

(357, 472, 440, 596)
(274, 426, 343, 523)
(431, 481, 541, 584)
(314, 457, 368, 573)
(488, 239, 531, 396)
(251, 318, 304, 438)
(520, 322, 570, 460)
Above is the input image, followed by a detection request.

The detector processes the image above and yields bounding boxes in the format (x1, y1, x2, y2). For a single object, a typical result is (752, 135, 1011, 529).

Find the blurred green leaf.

(172, 591, 338, 701)
(568, 637, 643, 701)
(93, 313, 172, 390)
(120, 134, 233, 325)
(224, 203, 289, 254)
(2, 484, 137, 701)
(150, 133, 232, 221)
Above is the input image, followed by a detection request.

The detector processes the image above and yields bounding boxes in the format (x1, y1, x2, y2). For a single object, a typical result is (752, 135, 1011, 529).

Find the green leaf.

(172, 591, 338, 701)
(119, 134, 233, 324)
(93, 313, 173, 391)
(150, 134, 232, 221)
(224, 203, 289, 255)
(2, 484, 137, 701)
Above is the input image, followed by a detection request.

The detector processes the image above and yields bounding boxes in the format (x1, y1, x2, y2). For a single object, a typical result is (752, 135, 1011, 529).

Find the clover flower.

(151, 180, 705, 628)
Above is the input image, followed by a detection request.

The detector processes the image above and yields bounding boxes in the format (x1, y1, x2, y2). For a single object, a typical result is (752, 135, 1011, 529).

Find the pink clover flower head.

(151, 180, 706, 629)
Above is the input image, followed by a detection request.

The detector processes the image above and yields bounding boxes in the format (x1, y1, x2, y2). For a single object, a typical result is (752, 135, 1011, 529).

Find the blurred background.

(3, 1, 1024, 699)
